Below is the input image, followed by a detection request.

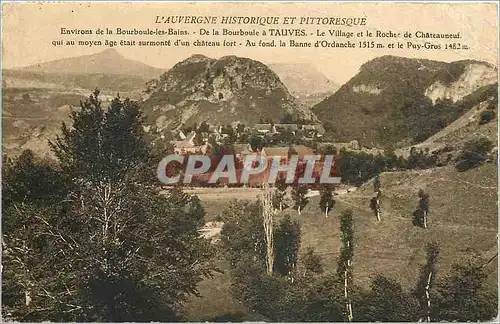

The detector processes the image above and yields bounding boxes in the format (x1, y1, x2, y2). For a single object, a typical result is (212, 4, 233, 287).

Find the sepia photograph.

(1, 1, 498, 322)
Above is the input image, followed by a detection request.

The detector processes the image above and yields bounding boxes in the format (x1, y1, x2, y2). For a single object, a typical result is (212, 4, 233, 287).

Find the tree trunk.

(425, 272, 432, 322)
(423, 211, 427, 228)
(325, 206, 328, 218)
(344, 268, 353, 321)
(262, 186, 275, 275)
(298, 205, 301, 215)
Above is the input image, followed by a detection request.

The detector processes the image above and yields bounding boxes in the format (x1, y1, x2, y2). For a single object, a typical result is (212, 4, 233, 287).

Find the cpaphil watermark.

(157, 154, 341, 185)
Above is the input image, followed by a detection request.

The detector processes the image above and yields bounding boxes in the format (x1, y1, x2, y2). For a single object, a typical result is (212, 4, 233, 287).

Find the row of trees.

(218, 198, 497, 322)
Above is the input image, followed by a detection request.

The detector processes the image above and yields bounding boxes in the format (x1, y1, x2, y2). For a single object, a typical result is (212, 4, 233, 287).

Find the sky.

(2, 2, 498, 84)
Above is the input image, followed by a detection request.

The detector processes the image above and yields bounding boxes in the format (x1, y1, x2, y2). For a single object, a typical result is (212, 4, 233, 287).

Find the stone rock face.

(425, 63, 498, 103)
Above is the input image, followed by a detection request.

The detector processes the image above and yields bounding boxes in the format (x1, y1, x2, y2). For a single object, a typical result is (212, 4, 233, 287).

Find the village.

(162, 121, 369, 187)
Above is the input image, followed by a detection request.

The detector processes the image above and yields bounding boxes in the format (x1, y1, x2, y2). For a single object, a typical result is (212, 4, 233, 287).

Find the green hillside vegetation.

(180, 161, 497, 321)
(313, 55, 497, 148)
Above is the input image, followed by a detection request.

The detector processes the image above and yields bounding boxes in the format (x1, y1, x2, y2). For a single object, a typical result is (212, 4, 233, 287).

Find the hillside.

(180, 163, 498, 320)
(3, 69, 149, 97)
(18, 49, 164, 78)
(313, 56, 498, 148)
(268, 63, 339, 97)
(141, 55, 316, 132)
(395, 86, 498, 158)
(2, 87, 86, 158)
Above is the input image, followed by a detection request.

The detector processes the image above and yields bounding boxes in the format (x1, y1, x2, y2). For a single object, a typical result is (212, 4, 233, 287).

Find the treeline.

(329, 136, 495, 186)
(218, 200, 497, 322)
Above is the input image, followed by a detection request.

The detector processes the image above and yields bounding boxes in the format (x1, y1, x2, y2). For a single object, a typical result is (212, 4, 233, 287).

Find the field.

(180, 163, 498, 320)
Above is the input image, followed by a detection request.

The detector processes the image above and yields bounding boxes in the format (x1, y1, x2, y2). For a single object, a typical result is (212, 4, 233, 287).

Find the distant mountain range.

(268, 63, 340, 97)
(18, 49, 164, 78)
(3, 50, 498, 158)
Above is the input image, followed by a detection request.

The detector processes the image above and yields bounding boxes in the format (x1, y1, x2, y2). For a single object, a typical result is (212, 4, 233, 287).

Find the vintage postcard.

(1, 1, 498, 322)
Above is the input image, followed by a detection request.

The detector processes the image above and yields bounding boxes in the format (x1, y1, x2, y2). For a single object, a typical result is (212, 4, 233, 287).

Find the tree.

(414, 241, 439, 322)
(355, 275, 419, 322)
(193, 131, 205, 146)
(273, 175, 288, 211)
(432, 258, 497, 321)
(291, 184, 308, 215)
(455, 137, 494, 172)
(301, 247, 324, 277)
(338, 209, 354, 322)
(273, 215, 301, 277)
(370, 175, 382, 222)
(418, 189, 430, 228)
(3, 90, 215, 321)
(249, 135, 265, 152)
(198, 121, 210, 133)
(287, 143, 297, 159)
(479, 110, 496, 125)
(262, 186, 277, 275)
(319, 184, 335, 218)
(219, 200, 267, 267)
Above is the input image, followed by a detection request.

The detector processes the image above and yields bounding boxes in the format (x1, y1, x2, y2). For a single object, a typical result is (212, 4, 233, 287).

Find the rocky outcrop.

(425, 63, 498, 103)
(141, 54, 315, 133)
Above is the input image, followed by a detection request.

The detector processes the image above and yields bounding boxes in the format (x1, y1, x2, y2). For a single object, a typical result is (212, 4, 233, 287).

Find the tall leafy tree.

(414, 241, 439, 322)
(338, 209, 354, 321)
(319, 184, 335, 218)
(418, 189, 430, 228)
(3, 90, 215, 321)
(370, 174, 382, 222)
(432, 258, 497, 321)
(273, 215, 301, 277)
(273, 175, 288, 211)
(300, 247, 324, 278)
(291, 184, 308, 215)
(354, 275, 419, 322)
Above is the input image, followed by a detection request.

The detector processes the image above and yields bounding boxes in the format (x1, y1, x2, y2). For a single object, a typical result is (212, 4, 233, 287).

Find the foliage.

(291, 184, 309, 213)
(373, 174, 381, 193)
(432, 259, 498, 321)
(249, 135, 265, 151)
(319, 184, 335, 215)
(272, 176, 288, 210)
(219, 200, 267, 268)
(2, 90, 215, 321)
(301, 247, 324, 277)
(2, 150, 69, 210)
(479, 110, 496, 125)
(455, 137, 494, 172)
(337, 209, 354, 278)
(413, 241, 439, 321)
(273, 215, 301, 276)
(355, 275, 419, 321)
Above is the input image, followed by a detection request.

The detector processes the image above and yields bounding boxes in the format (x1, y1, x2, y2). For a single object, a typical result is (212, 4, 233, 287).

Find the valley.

(2, 49, 498, 322)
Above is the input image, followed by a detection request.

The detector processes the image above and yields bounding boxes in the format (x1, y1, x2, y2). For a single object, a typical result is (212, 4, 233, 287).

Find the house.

(252, 123, 274, 134)
(171, 132, 212, 155)
(274, 124, 299, 133)
(302, 124, 325, 137)
(233, 143, 259, 160)
(208, 125, 222, 134)
(261, 145, 315, 165)
(171, 142, 211, 155)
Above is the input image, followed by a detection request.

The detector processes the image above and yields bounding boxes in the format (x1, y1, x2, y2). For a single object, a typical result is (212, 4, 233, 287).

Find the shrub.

(479, 110, 496, 125)
(455, 137, 494, 171)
